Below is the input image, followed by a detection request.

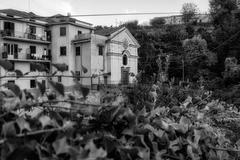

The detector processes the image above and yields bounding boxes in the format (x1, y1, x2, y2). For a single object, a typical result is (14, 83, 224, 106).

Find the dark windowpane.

(30, 63, 37, 72)
(8, 80, 15, 84)
(78, 31, 82, 35)
(30, 79, 36, 88)
(58, 76, 62, 82)
(60, 27, 66, 36)
(30, 46, 36, 54)
(29, 25, 36, 34)
(123, 55, 128, 65)
(76, 46, 81, 56)
(60, 46, 67, 56)
(98, 46, 103, 56)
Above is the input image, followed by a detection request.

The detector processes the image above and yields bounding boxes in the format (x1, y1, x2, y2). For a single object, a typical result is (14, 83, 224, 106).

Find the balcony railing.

(0, 30, 50, 43)
(74, 33, 91, 41)
(2, 52, 51, 61)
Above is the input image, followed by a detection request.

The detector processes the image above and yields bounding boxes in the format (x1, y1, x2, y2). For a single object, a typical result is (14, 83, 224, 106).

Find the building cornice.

(109, 40, 139, 48)
(47, 22, 94, 30)
(107, 52, 138, 58)
(0, 15, 47, 27)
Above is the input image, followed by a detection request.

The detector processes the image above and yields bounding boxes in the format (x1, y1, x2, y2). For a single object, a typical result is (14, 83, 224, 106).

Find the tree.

(209, 0, 240, 77)
(181, 3, 199, 24)
(150, 17, 166, 27)
(182, 35, 217, 81)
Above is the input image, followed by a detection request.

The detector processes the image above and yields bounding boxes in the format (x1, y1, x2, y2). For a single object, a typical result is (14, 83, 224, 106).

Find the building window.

(30, 46, 36, 54)
(30, 79, 36, 88)
(60, 27, 66, 36)
(98, 46, 104, 56)
(123, 54, 128, 65)
(3, 43, 18, 59)
(76, 71, 80, 81)
(30, 63, 36, 72)
(58, 76, 62, 82)
(78, 31, 82, 35)
(4, 21, 14, 36)
(76, 46, 81, 56)
(8, 80, 15, 84)
(29, 25, 36, 34)
(60, 46, 67, 56)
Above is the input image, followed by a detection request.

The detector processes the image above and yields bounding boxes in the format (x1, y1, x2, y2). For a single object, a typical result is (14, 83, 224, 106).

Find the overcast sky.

(0, 0, 210, 26)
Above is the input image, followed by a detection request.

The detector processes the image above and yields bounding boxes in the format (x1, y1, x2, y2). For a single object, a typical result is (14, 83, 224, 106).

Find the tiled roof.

(0, 9, 37, 18)
(94, 26, 124, 36)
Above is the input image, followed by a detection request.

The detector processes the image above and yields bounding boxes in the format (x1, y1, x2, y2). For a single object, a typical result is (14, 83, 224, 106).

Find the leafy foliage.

(0, 75, 239, 160)
(0, 60, 13, 71)
(52, 63, 68, 72)
(181, 2, 199, 24)
(150, 17, 166, 28)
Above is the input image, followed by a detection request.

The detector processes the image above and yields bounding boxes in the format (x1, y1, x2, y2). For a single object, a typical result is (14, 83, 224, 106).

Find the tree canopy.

(181, 2, 199, 24)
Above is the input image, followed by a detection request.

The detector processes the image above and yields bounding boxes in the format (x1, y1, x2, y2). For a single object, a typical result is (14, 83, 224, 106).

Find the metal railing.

(74, 33, 91, 41)
(0, 29, 48, 42)
(2, 52, 51, 61)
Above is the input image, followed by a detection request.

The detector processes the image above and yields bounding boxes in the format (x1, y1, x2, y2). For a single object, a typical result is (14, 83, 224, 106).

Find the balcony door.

(4, 22, 14, 36)
(3, 43, 18, 59)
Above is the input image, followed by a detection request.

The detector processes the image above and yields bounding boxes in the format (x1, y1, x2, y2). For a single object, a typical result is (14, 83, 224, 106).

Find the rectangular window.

(76, 46, 81, 56)
(8, 80, 15, 84)
(4, 21, 14, 36)
(58, 76, 62, 82)
(30, 63, 36, 72)
(78, 31, 82, 35)
(29, 25, 36, 34)
(60, 46, 67, 56)
(9, 61, 14, 71)
(60, 27, 66, 36)
(30, 79, 36, 88)
(30, 46, 36, 54)
(98, 46, 104, 56)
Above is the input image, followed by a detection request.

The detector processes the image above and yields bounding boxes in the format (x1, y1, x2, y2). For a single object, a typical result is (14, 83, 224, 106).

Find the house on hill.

(0, 9, 139, 89)
(73, 27, 140, 87)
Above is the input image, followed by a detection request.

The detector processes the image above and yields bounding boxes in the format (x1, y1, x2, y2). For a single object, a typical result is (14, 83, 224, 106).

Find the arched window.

(123, 54, 128, 65)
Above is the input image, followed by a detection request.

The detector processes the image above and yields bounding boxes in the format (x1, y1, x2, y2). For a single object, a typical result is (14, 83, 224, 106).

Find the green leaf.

(38, 115, 58, 128)
(3, 82, 22, 98)
(51, 70, 58, 76)
(30, 62, 47, 72)
(53, 137, 70, 155)
(84, 140, 107, 159)
(0, 59, 13, 70)
(37, 81, 46, 95)
(73, 81, 89, 99)
(14, 70, 23, 78)
(82, 64, 88, 73)
(24, 72, 30, 75)
(48, 80, 65, 96)
(52, 63, 68, 72)
(16, 117, 31, 133)
(1, 121, 16, 138)
(2, 97, 21, 111)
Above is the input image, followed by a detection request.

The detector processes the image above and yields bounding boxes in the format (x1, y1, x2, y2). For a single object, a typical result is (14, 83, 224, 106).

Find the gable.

(110, 28, 140, 48)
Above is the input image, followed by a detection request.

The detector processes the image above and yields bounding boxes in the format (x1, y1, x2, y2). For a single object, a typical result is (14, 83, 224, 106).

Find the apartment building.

(0, 9, 139, 89)
(0, 9, 51, 89)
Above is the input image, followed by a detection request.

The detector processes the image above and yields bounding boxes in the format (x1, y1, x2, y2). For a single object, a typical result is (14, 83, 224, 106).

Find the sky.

(0, 0, 210, 26)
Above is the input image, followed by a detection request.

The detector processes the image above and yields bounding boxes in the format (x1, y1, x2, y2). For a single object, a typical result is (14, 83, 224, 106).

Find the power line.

(0, 12, 182, 20)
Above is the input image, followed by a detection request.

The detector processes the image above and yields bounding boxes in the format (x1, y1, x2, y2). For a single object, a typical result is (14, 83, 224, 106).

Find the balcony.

(0, 30, 51, 44)
(72, 33, 91, 44)
(2, 52, 51, 62)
